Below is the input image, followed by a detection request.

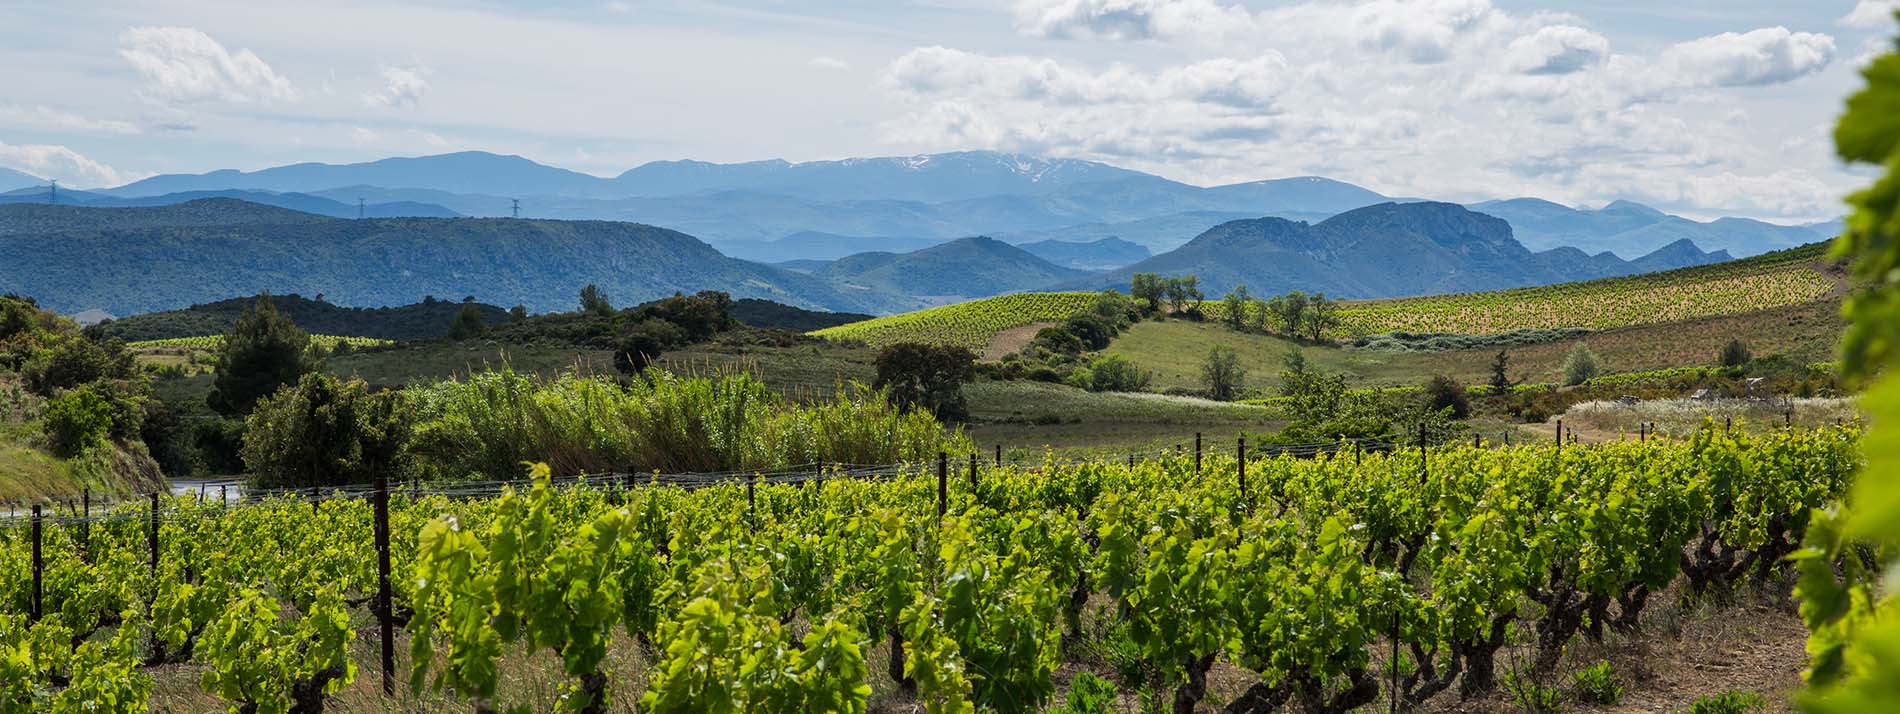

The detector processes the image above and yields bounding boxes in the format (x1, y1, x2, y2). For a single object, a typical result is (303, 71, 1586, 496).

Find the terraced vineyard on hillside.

(814, 244, 1839, 351)
(127, 334, 393, 351)
(811, 291, 1098, 350)
(1336, 243, 1838, 337)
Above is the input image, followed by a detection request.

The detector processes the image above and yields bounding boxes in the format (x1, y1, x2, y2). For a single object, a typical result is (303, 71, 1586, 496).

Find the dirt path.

(983, 321, 1056, 360)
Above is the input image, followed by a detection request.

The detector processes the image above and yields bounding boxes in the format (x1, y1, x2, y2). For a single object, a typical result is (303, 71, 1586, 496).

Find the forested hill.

(91, 294, 514, 342)
(818, 236, 1088, 304)
(1069, 202, 1731, 298)
(0, 198, 328, 235)
(0, 200, 907, 316)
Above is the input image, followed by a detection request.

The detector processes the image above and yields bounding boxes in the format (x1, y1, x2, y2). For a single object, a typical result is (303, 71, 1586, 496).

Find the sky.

(1, 0, 1896, 222)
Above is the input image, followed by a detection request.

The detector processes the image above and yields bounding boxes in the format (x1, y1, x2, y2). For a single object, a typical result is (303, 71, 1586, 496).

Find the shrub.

(1689, 691, 1766, 714)
(615, 318, 686, 374)
(22, 335, 137, 396)
(1720, 339, 1752, 368)
(1201, 345, 1245, 401)
(242, 373, 413, 488)
(1571, 661, 1621, 705)
(874, 342, 977, 422)
(1502, 672, 1562, 713)
(43, 386, 118, 457)
(1423, 375, 1473, 419)
(192, 418, 248, 475)
(447, 303, 487, 340)
(1563, 343, 1601, 386)
(1076, 354, 1152, 393)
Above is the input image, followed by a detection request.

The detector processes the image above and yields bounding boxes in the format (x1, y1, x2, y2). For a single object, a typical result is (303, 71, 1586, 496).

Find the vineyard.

(814, 244, 1839, 351)
(0, 426, 1859, 713)
(127, 334, 393, 352)
(1335, 244, 1837, 337)
(811, 292, 1098, 350)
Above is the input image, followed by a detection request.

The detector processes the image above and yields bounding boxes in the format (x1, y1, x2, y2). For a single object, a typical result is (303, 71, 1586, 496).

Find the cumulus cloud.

(809, 56, 850, 70)
(364, 66, 430, 107)
(0, 141, 132, 187)
(1014, 0, 1252, 40)
(1651, 28, 1834, 90)
(1843, 0, 1900, 28)
(1505, 25, 1609, 75)
(118, 26, 297, 103)
(884, 1, 1853, 218)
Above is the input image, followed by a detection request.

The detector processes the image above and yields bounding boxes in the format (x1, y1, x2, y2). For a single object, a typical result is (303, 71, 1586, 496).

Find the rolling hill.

(715, 231, 949, 263)
(1070, 202, 1731, 299)
(0, 167, 43, 193)
(0, 186, 460, 218)
(92, 294, 512, 342)
(1019, 237, 1152, 271)
(818, 236, 1089, 304)
(0, 199, 907, 316)
(815, 241, 1839, 350)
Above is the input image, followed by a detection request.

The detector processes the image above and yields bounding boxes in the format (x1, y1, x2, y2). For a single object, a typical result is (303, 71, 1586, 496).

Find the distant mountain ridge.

(0, 199, 904, 316)
(1019, 237, 1152, 271)
(1070, 202, 1733, 299)
(819, 236, 1088, 305)
(0, 185, 460, 219)
(1469, 197, 1833, 258)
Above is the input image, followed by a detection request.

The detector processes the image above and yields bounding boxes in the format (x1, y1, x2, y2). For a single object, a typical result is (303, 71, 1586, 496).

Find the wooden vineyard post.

(1194, 433, 1202, 476)
(747, 474, 757, 520)
(30, 505, 42, 623)
(1725, 416, 1732, 435)
(995, 444, 1002, 467)
(1128, 453, 1134, 468)
(373, 468, 395, 695)
(148, 492, 159, 575)
(1420, 422, 1429, 484)
(81, 489, 90, 558)
(968, 452, 977, 490)
(1555, 419, 1563, 450)
(937, 452, 948, 520)
(310, 484, 320, 514)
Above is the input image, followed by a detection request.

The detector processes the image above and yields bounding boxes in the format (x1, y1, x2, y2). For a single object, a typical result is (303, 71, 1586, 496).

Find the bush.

(1689, 691, 1766, 714)
(1720, 339, 1752, 368)
(1423, 374, 1472, 419)
(1571, 661, 1621, 705)
(192, 418, 248, 475)
(1074, 354, 1152, 393)
(1201, 345, 1245, 401)
(43, 386, 118, 457)
(242, 373, 413, 488)
(1503, 672, 1562, 713)
(615, 318, 686, 374)
(22, 335, 137, 396)
(447, 303, 487, 340)
(1563, 343, 1601, 386)
(874, 342, 977, 422)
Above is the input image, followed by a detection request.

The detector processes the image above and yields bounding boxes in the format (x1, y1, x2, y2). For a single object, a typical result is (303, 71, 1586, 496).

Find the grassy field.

(1104, 295, 1845, 393)
(812, 244, 1843, 351)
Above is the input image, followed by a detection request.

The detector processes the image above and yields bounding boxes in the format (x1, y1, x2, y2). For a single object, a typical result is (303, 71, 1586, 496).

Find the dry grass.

(1561, 397, 1860, 438)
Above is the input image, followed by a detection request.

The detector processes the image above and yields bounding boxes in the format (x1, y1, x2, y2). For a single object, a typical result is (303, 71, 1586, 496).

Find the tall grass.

(409, 367, 970, 479)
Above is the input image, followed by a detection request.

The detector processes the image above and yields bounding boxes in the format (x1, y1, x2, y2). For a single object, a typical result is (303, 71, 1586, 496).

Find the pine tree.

(208, 293, 317, 415)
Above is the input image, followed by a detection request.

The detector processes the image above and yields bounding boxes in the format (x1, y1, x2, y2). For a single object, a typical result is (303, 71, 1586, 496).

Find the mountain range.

(818, 237, 1089, 306)
(1068, 202, 1732, 298)
(0, 184, 461, 219)
(21, 150, 1830, 264)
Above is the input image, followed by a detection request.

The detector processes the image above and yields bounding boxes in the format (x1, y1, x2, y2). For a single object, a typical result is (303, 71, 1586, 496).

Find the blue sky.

(1, 0, 1895, 221)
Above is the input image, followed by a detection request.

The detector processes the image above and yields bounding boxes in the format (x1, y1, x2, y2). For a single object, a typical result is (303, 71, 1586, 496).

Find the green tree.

(447, 303, 487, 340)
(579, 283, 613, 315)
(208, 294, 318, 416)
(1130, 273, 1165, 313)
(1265, 291, 1308, 336)
(874, 342, 977, 421)
(614, 319, 684, 375)
(21, 333, 137, 396)
(508, 304, 529, 322)
(1302, 293, 1340, 341)
(42, 382, 143, 457)
(1278, 350, 1347, 422)
(1720, 339, 1752, 368)
(1072, 354, 1152, 393)
(1164, 275, 1203, 313)
(241, 373, 413, 488)
(1200, 345, 1245, 401)
(1562, 343, 1601, 386)
(1222, 284, 1252, 330)
(1489, 349, 1513, 392)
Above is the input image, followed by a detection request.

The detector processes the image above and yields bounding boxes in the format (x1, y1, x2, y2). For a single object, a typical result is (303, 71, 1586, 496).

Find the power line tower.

(357, 197, 366, 219)
(511, 198, 520, 219)
(48, 179, 57, 206)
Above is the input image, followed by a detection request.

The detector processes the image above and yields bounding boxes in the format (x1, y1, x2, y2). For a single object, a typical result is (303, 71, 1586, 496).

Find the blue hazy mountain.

(0, 167, 44, 193)
(1469, 198, 1833, 258)
(1019, 237, 1152, 271)
(0, 185, 458, 219)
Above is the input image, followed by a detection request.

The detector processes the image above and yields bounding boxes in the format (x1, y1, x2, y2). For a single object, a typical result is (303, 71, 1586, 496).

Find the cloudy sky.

(2, 0, 1896, 221)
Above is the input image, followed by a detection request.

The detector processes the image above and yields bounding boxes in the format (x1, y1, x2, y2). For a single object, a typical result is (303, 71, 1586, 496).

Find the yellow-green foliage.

(1334, 246, 1834, 337)
(812, 292, 1098, 350)
(127, 335, 391, 352)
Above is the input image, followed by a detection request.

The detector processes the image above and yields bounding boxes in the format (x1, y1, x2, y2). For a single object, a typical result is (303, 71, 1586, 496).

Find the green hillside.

(93, 294, 511, 342)
(818, 236, 1088, 302)
(817, 242, 1841, 351)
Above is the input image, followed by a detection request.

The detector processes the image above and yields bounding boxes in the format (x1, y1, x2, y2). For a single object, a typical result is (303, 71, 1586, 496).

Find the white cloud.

(1014, 0, 1252, 40)
(0, 104, 141, 135)
(117, 26, 297, 104)
(418, 130, 449, 147)
(349, 126, 380, 144)
(1843, 1, 1900, 28)
(809, 56, 850, 70)
(1651, 27, 1834, 90)
(1505, 25, 1608, 75)
(0, 141, 132, 187)
(364, 66, 431, 107)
